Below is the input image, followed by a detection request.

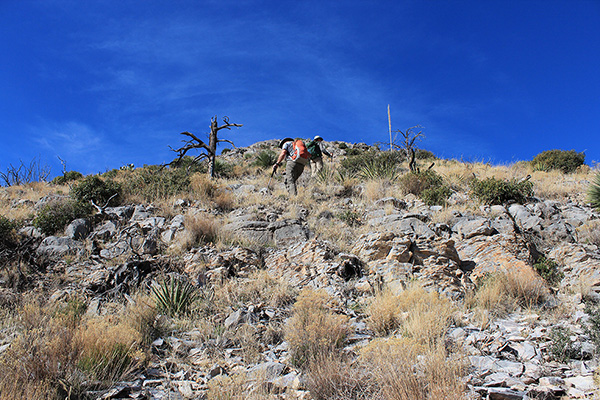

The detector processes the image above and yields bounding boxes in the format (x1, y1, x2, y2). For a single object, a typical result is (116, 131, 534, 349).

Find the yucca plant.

(588, 172, 600, 210)
(151, 275, 198, 317)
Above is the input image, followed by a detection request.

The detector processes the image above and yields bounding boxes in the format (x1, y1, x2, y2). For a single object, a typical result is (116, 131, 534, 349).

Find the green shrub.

(415, 149, 437, 160)
(151, 275, 198, 317)
(548, 326, 578, 363)
(588, 173, 600, 210)
(470, 177, 534, 205)
(0, 215, 18, 247)
(584, 302, 600, 351)
(531, 149, 585, 173)
(399, 169, 444, 197)
(51, 171, 83, 185)
(421, 185, 452, 206)
(533, 257, 563, 286)
(122, 166, 191, 202)
(252, 150, 278, 169)
(338, 142, 348, 150)
(341, 150, 404, 176)
(71, 175, 122, 207)
(33, 199, 92, 235)
(337, 210, 363, 227)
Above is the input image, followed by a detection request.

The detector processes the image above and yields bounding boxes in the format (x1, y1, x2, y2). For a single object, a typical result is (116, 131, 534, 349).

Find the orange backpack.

(290, 140, 310, 164)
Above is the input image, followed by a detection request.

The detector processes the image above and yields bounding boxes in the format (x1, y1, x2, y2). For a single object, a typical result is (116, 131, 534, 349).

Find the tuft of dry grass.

(304, 353, 377, 400)
(577, 220, 600, 247)
(284, 288, 350, 367)
(359, 338, 467, 400)
(466, 269, 549, 325)
(366, 288, 402, 336)
(170, 212, 222, 253)
(0, 297, 149, 399)
(395, 283, 456, 346)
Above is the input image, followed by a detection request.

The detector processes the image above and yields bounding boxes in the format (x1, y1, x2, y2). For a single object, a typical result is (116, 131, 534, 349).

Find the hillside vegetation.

(0, 142, 599, 400)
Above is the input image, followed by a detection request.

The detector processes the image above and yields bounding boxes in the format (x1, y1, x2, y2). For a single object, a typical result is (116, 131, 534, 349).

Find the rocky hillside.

(1, 143, 599, 400)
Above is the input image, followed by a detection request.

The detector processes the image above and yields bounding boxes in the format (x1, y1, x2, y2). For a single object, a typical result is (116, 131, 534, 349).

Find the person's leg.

(313, 157, 323, 175)
(286, 161, 298, 195)
(289, 162, 305, 195)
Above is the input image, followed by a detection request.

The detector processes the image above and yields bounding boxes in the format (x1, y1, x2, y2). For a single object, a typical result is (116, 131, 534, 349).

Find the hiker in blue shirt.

(273, 137, 311, 196)
(307, 135, 332, 177)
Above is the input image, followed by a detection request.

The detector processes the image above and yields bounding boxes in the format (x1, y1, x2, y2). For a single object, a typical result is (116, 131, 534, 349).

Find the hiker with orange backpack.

(273, 137, 310, 196)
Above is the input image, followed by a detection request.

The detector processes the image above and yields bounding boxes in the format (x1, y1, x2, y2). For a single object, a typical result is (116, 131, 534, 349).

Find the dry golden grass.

(366, 288, 402, 336)
(284, 288, 350, 367)
(304, 353, 377, 400)
(0, 296, 149, 400)
(206, 372, 271, 400)
(577, 219, 600, 247)
(466, 269, 549, 327)
(396, 283, 457, 346)
(363, 179, 393, 202)
(169, 212, 222, 254)
(359, 338, 467, 400)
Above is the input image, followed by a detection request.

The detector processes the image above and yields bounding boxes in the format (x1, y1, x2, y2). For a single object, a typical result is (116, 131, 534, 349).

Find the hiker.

(273, 137, 310, 196)
(307, 135, 332, 176)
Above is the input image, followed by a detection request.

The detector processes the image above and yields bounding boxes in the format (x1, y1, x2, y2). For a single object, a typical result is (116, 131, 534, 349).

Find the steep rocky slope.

(1, 146, 599, 400)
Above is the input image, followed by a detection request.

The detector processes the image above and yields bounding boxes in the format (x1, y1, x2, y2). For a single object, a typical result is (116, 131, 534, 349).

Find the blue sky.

(1, 0, 599, 179)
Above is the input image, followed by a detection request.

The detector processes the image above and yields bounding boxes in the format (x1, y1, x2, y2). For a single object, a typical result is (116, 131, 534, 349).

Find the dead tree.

(392, 125, 424, 172)
(167, 116, 242, 178)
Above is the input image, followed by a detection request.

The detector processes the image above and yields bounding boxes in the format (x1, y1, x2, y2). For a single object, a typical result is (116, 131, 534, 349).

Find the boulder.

(65, 218, 91, 240)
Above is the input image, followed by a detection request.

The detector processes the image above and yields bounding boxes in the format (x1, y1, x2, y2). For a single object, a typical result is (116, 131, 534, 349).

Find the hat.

(279, 137, 293, 148)
(314, 135, 323, 141)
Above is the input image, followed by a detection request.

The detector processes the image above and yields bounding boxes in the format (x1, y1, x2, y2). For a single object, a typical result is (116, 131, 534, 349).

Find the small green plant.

(151, 275, 198, 317)
(33, 199, 92, 235)
(470, 176, 534, 205)
(122, 166, 191, 202)
(421, 185, 452, 206)
(51, 170, 84, 185)
(584, 302, 600, 351)
(0, 215, 18, 247)
(71, 175, 122, 206)
(358, 158, 400, 181)
(588, 173, 600, 211)
(252, 150, 278, 169)
(531, 149, 585, 173)
(399, 169, 446, 198)
(341, 150, 403, 176)
(337, 209, 363, 227)
(533, 256, 563, 286)
(548, 326, 577, 363)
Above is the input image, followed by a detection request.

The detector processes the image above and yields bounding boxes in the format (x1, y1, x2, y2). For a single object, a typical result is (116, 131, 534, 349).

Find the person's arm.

(321, 144, 332, 158)
(273, 149, 287, 172)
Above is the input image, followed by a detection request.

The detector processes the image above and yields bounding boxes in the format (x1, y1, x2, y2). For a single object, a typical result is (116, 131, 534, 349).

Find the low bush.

(421, 185, 452, 206)
(71, 175, 122, 207)
(341, 150, 404, 177)
(33, 199, 92, 235)
(252, 150, 278, 169)
(588, 173, 600, 210)
(121, 166, 191, 202)
(533, 256, 564, 286)
(399, 170, 450, 205)
(284, 288, 350, 367)
(548, 326, 578, 363)
(0, 215, 18, 247)
(531, 149, 585, 173)
(470, 176, 534, 205)
(51, 170, 83, 185)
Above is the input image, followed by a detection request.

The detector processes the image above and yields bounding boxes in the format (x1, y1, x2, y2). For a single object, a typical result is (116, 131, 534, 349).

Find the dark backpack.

(306, 141, 321, 158)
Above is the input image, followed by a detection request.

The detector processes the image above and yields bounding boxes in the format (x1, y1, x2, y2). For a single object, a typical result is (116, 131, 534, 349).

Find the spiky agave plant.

(588, 172, 600, 210)
(151, 275, 198, 317)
